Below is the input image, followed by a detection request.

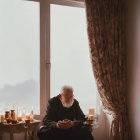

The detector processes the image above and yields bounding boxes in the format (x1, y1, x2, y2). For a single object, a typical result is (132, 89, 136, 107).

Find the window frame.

(27, 0, 85, 120)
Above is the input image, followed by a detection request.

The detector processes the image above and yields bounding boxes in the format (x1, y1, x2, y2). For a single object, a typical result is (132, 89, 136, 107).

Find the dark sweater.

(42, 95, 85, 130)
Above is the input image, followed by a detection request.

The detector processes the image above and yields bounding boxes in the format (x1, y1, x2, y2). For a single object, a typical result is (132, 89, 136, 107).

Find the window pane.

(51, 5, 97, 114)
(0, 0, 40, 114)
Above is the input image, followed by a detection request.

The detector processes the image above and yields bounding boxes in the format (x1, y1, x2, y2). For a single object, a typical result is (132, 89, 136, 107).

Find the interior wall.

(127, 0, 140, 139)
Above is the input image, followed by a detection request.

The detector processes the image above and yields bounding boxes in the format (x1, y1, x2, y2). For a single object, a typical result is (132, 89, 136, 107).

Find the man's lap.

(37, 126, 94, 140)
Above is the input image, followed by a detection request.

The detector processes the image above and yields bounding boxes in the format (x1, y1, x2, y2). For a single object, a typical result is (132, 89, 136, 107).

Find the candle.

(5, 111, 10, 119)
(30, 115, 34, 122)
(11, 110, 15, 120)
(17, 114, 23, 121)
(89, 107, 95, 115)
(31, 106, 34, 115)
(30, 107, 34, 122)
(25, 114, 30, 120)
(89, 115, 94, 120)
(0, 114, 4, 122)
(22, 107, 26, 120)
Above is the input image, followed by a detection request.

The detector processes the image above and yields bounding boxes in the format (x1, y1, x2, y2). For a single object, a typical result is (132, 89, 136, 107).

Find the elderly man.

(37, 86, 94, 140)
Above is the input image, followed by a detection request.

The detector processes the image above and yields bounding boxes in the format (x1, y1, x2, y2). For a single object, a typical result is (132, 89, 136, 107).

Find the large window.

(0, 0, 98, 117)
(51, 5, 97, 114)
(0, 0, 40, 114)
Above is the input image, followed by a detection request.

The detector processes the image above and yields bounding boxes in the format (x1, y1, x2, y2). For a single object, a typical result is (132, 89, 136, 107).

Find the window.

(0, 0, 98, 118)
(51, 5, 97, 114)
(0, 0, 40, 114)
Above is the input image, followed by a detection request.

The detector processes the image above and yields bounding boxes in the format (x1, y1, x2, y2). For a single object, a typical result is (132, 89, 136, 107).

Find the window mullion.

(39, 0, 50, 120)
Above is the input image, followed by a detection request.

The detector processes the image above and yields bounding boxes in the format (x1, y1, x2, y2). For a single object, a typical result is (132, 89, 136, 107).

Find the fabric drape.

(85, 0, 132, 139)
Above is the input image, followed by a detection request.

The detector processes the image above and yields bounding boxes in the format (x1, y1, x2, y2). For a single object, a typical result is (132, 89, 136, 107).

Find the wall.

(127, 0, 140, 139)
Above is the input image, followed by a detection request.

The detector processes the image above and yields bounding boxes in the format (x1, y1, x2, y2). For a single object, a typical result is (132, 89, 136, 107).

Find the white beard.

(61, 100, 74, 108)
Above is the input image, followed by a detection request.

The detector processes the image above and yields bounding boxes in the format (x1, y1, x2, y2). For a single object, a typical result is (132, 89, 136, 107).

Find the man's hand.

(56, 119, 74, 129)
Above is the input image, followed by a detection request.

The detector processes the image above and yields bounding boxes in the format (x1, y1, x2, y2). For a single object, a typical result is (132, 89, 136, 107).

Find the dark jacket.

(42, 95, 85, 130)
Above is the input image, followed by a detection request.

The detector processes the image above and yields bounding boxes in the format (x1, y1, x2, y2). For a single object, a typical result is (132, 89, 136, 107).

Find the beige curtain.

(85, 0, 132, 139)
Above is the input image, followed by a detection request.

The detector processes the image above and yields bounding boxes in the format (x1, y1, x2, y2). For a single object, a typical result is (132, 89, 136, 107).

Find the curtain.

(85, 0, 132, 139)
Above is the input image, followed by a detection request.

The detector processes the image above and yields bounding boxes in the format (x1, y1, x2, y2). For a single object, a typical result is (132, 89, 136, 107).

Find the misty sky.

(0, 0, 97, 115)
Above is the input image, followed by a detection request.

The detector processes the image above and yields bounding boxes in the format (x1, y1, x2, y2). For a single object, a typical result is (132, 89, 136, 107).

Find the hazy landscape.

(0, 79, 40, 114)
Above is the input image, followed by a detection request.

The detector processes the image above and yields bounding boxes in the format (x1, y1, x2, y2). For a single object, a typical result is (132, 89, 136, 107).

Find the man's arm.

(42, 99, 57, 129)
(73, 100, 85, 127)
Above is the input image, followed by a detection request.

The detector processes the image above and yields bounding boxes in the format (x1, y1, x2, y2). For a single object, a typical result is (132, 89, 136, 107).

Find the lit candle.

(89, 115, 94, 120)
(17, 114, 23, 121)
(30, 115, 34, 122)
(25, 114, 30, 120)
(0, 114, 4, 122)
(89, 107, 95, 115)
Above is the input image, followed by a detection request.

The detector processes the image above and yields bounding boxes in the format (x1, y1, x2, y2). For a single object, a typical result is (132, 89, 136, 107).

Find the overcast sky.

(0, 0, 40, 114)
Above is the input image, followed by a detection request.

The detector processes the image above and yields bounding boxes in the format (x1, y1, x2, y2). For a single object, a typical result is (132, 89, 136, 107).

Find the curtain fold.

(85, 0, 132, 139)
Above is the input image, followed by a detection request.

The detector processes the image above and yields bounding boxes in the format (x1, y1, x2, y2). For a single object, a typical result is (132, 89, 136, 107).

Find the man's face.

(62, 89, 74, 104)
